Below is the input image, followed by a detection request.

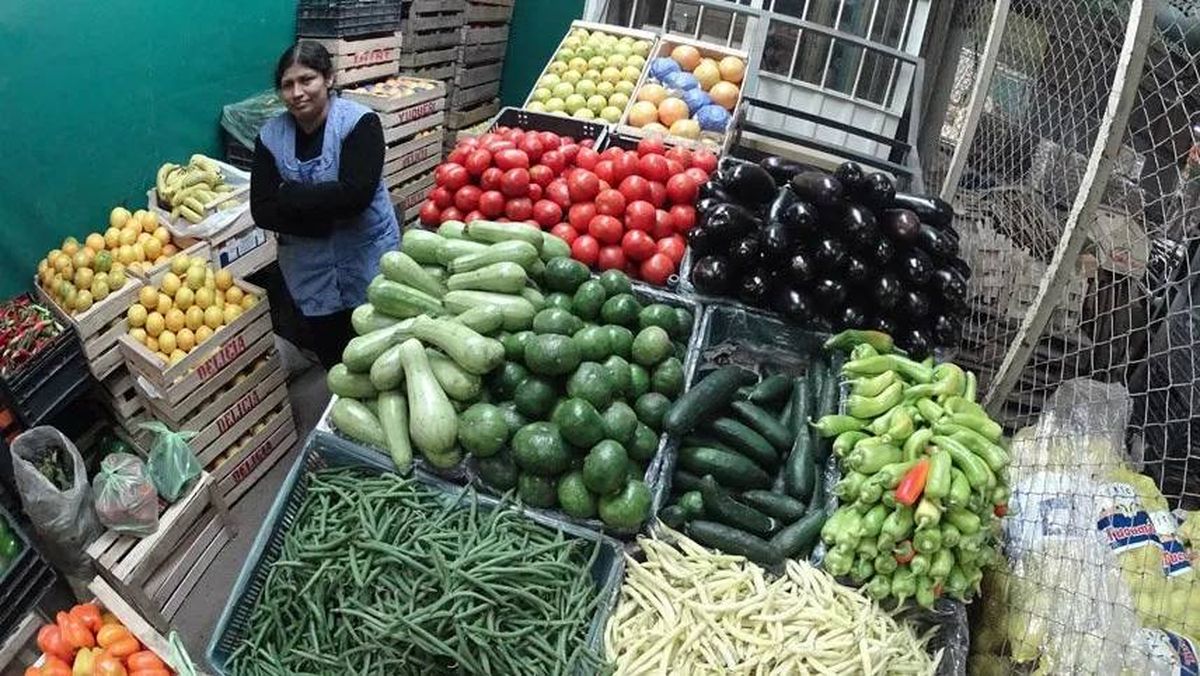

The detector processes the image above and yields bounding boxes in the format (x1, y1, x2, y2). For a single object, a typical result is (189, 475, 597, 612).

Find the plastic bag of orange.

(35, 624, 72, 661)
(55, 612, 94, 650)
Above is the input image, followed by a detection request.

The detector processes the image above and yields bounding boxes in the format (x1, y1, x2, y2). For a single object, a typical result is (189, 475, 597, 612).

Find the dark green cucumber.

(658, 505, 688, 529)
(664, 366, 756, 436)
(783, 421, 816, 502)
(739, 490, 807, 523)
(672, 469, 706, 494)
(704, 418, 779, 471)
(735, 385, 754, 400)
(676, 446, 771, 490)
(730, 401, 794, 451)
(677, 491, 705, 519)
(699, 476, 777, 536)
(748, 373, 792, 405)
(770, 510, 825, 558)
(787, 378, 809, 437)
(809, 359, 838, 463)
(685, 520, 783, 566)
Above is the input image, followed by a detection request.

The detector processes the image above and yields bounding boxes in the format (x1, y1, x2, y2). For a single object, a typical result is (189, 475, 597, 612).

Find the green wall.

(500, 0, 584, 107)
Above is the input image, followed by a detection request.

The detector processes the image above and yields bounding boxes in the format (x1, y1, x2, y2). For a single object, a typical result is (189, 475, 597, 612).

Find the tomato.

(666, 174, 698, 205)
(527, 183, 543, 202)
(691, 148, 718, 173)
(540, 150, 566, 174)
(532, 200, 562, 228)
(638, 154, 671, 183)
(500, 168, 530, 197)
(505, 197, 533, 221)
(620, 229, 656, 262)
(647, 181, 667, 208)
(430, 186, 453, 209)
(594, 160, 615, 185)
(580, 138, 594, 148)
(538, 131, 561, 149)
(479, 167, 502, 191)
(567, 170, 600, 203)
(519, 135, 545, 163)
(665, 146, 692, 167)
(568, 202, 597, 233)
(575, 147, 600, 170)
(464, 209, 483, 223)
(600, 147, 624, 163)
(529, 165, 554, 187)
(437, 163, 470, 191)
(656, 235, 687, 263)
(594, 189, 627, 218)
(618, 175, 651, 203)
(464, 149, 492, 176)
(639, 253, 676, 286)
(668, 204, 696, 232)
(597, 246, 627, 271)
(624, 200, 656, 232)
(652, 209, 676, 239)
(637, 138, 665, 157)
(453, 185, 482, 213)
(571, 234, 600, 266)
(665, 158, 685, 178)
(587, 214, 623, 245)
(458, 136, 479, 148)
(684, 167, 709, 186)
(478, 190, 506, 218)
(559, 143, 579, 164)
(440, 206, 463, 224)
(478, 132, 499, 147)
(545, 179, 571, 208)
(494, 148, 530, 170)
(613, 152, 640, 184)
(447, 146, 468, 166)
(484, 140, 516, 154)
(419, 200, 441, 225)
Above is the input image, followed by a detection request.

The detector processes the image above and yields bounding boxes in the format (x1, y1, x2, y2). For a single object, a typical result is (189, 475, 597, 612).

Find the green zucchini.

(730, 401, 794, 451)
(379, 251, 446, 298)
(748, 374, 792, 405)
(351, 303, 399, 336)
(787, 378, 809, 437)
(447, 261, 528, 293)
(376, 390, 413, 473)
(739, 491, 807, 523)
(658, 505, 688, 529)
(437, 220, 467, 239)
(663, 366, 757, 436)
(520, 287, 546, 311)
(437, 238, 489, 266)
(676, 446, 771, 490)
(770, 510, 825, 558)
(369, 344, 405, 391)
(426, 348, 482, 401)
(448, 241, 540, 274)
(409, 316, 505, 375)
(343, 324, 405, 373)
(699, 476, 777, 536)
(465, 220, 544, 252)
(401, 229, 445, 265)
(367, 276, 443, 318)
(453, 305, 504, 335)
(421, 265, 447, 283)
(685, 520, 782, 566)
(397, 339, 460, 465)
(330, 397, 386, 448)
(540, 233, 571, 261)
(443, 290, 536, 331)
(327, 363, 378, 398)
(704, 418, 779, 471)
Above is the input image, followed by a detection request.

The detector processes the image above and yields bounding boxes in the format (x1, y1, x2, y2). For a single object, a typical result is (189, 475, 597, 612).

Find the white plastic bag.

(92, 453, 159, 536)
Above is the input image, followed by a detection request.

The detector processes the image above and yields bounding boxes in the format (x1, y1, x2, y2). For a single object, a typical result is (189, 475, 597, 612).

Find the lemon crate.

(86, 472, 234, 633)
(311, 33, 402, 88)
(390, 169, 435, 225)
(33, 276, 145, 382)
(522, 21, 659, 116)
(208, 399, 297, 504)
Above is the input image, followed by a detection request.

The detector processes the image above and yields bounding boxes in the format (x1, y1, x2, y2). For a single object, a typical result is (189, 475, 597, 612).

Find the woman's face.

(279, 63, 330, 121)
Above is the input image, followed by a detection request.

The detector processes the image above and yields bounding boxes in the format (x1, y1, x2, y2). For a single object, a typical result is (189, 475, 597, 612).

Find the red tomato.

(691, 148, 718, 173)
(595, 160, 615, 185)
(648, 181, 667, 208)
(545, 180, 572, 208)
(575, 147, 600, 170)
(568, 202, 597, 233)
(665, 146, 692, 167)
(597, 246, 627, 271)
(464, 149, 492, 176)
(454, 185, 482, 212)
(668, 204, 696, 232)
(601, 147, 624, 163)
(484, 140, 516, 153)
(611, 152, 638, 184)
(652, 209, 676, 239)
(550, 223, 577, 244)
(478, 132, 499, 146)
(419, 200, 441, 225)
(665, 159, 684, 177)
(478, 167, 501, 191)
(458, 136, 479, 148)
(684, 167, 709, 186)
(447, 147, 468, 166)
(540, 150, 566, 174)
(571, 235, 600, 266)
(594, 189, 627, 218)
(440, 206, 463, 224)
(666, 174, 698, 205)
(638, 154, 671, 183)
(438, 163, 470, 191)
(500, 168, 530, 197)
(529, 165, 555, 187)
(527, 183, 543, 202)
(656, 235, 687, 263)
(505, 197, 533, 221)
(637, 138, 666, 157)
(588, 214, 623, 245)
(538, 131, 561, 149)
(532, 200, 563, 228)
(464, 209, 483, 223)
(618, 175, 651, 203)
(519, 136, 545, 163)
(507, 129, 525, 144)
(559, 143, 579, 164)
(478, 190, 506, 218)
(639, 253, 676, 285)
(580, 138, 594, 148)
(625, 200, 656, 232)
(567, 171, 600, 203)
(621, 229, 656, 262)
(430, 186, 453, 209)
(494, 148, 530, 170)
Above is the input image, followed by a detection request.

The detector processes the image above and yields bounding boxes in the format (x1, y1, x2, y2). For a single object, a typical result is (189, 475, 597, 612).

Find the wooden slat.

(455, 61, 502, 88)
(114, 474, 221, 585)
(405, 29, 461, 51)
(194, 379, 289, 466)
(382, 134, 442, 177)
(213, 405, 297, 503)
(313, 33, 400, 57)
(459, 40, 506, 66)
(141, 337, 276, 426)
(87, 577, 181, 666)
(398, 46, 457, 68)
(335, 61, 400, 88)
(384, 154, 441, 189)
(446, 98, 499, 129)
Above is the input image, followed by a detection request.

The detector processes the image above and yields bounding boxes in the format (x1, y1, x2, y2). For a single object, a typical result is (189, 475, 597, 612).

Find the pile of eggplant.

(687, 157, 970, 357)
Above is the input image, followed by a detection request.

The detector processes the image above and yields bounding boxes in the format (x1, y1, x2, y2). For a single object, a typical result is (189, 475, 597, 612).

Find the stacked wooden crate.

(396, 0, 464, 87)
(343, 77, 447, 227)
(310, 33, 403, 89)
(444, 0, 512, 147)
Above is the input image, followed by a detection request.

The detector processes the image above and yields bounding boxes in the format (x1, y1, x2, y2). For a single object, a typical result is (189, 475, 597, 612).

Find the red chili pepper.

(994, 503, 1008, 517)
(894, 540, 916, 564)
(894, 457, 931, 506)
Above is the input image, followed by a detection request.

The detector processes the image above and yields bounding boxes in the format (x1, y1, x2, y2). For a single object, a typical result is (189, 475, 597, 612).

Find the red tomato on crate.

(438, 164, 470, 191)
(595, 189, 626, 218)
(647, 181, 667, 208)
(684, 167, 710, 186)
(538, 131, 561, 149)
(464, 210, 483, 223)
(480, 167, 503, 191)
(618, 175, 650, 203)
(540, 150, 566, 174)
(478, 191, 506, 218)
(666, 174, 699, 205)
(620, 230, 656, 262)
(638, 154, 671, 183)
(430, 187, 453, 209)
(639, 253, 676, 286)
(419, 200, 440, 226)
(652, 209, 676, 239)
(465, 149, 492, 176)
(494, 149, 530, 170)
(665, 159, 685, 178)
(454, 185, 482, 213)
(614, 152, 639, 184)
(571, 235, 600, 266)
(692, 148, 718, 173)
(546, 180, 572, 208)
(597, 246, 627, 271)
(527, 183, 543, 202)
(665, 146, 692, 167)
(637, 138, 666, 157)
(505, 198, 533, 221)
(519, 136, 545, 163)
(529, 165, 554, 187)
(550, 223, 577, 244)
(625, 200, 655, 232)
(669, 204, 696, 233)
(595, 160, 615, 185)
(657, 235, 687, 264)
(440, 206, 463, 223)
(587, 215, 623, 245)
(567, 171, 600, 203)
(575, 147, 600, 170)
(500, 168, 530, 197)
(568, 202, 597, 233)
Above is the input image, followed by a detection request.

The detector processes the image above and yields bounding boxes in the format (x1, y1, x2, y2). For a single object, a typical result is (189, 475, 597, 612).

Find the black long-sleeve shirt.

(250, 113, 385, 238)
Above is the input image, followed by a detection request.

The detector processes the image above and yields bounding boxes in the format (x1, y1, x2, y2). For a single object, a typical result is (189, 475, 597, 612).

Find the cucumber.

(783, 424, 816, 502)
(739, 491, 807, 523)
(787, 378, 808, 437)
(770, 510, 825, 558)
(664, 366, 756, 436)
(748, 373, 792, 405)
(448, 241, 541, 274)
(343, 325, 403, 373)
(351, 303, 400, 336)
(437, 220, 467, 239)
(685, 520, 782, 566)
(811, 357, 839, 463)
(699, 476, 777, 536)
(447, 262, 528, 293)
(437, 238, 489, 266)
(677, 446, 771, 490)
(704, 418, 779, 471)
(443, 290, 536, 331)
(409, 316, 505, 375)
(377, 390, 413, 473)
(401, 229, 445, 264)
(465, 220, 544, 252)
(379, 251, 446, 298)
(369, 344, 405, 391)
(367, 276, 444, 318)
(658, 505, 687, 529)
(730, 401, 794, 451)
(541, 233, 571, 261)
(672, 469, 705, 494)
(330, 397, 386, 448)
(453, 305, 504, 335)
(328, 364, 379, 398)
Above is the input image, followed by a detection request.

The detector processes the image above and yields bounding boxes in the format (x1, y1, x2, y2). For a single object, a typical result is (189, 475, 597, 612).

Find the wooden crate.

(405, 26, 461, 51)
(209, 224, 277, 279)
(381, 100, 446, 144)
(311, 33, 402, 88)
(177, 351, 285, 467)
(100, 369, 142, 420)
(0, 612, 42, 674)
(86, 473, 233, 633)
(465, 2, 513, 23)
(451, 79, 501, 110)
(523, 21, 658, 114)
(33, 276, 145, 381)
(446, 98, 499, 130)
(86, 577, 207, 674)
(383, 133, 443, 188)
(209, 400, 297, 504)
(459, 40, 506, 66)
(454, 61, 502, 89)
(399, 60, 456, 82)
(461, 23, 509, 48)
(390, 171, 435, 224)
(343, 76, 446, 113)
(398, 45, 457, 68)
(401, 6, 463, 35)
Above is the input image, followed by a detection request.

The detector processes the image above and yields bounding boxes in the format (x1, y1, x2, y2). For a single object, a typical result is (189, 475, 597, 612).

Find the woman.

(251, 41, 398, 369)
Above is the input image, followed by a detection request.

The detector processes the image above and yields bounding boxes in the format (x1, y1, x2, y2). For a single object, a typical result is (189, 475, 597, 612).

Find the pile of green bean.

(228, 468, 607, 675)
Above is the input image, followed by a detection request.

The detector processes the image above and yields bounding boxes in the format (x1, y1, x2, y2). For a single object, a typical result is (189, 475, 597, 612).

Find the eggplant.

(698, 181, 734, 203)
(944, 293, 970, 317)
(767, 187, 797, 222)
(867, 237, 895, 266)
(718, 162, 777, 206)
(687, 226, 718, 255)
(729, 236, 762, 269)
(786, 251, 817, 285)
(811, 278, 848, 312)
(778, 201, 819, 237)
(873, 275, 903, 312)
(771, 286, 814, 323)
(758, 223, 793, 263)
(859, 172, 896, 207)
(703, 203, 759, 240)
(896, 248, 934, 286)
(930, 268, 968, 303)
(813, 238, 848, 275)
(760, 156, 811, 186)
(834, 162, 865, 194)
(738, 271, 771, 307)
(932, 314, 963, 347)
(880, 209, 921, 244)
(897, 328, 931, 359)
(902, 289, 932, 319)
(790, 171, 844, 208)
(838, 305, 870, 330)
(872, 315, 900, 337)
(946, 257, 972, 280)
(893, 192, 953, 228)
(695, 196, 725, 215)
(842, 204, 878, 245)
(844, 255, 871, 286)
(915, 224, 958, 260)
(691, 255, 733, 294)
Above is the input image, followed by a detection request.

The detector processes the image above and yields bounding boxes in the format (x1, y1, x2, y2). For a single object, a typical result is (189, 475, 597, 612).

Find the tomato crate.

(207, 399, 297, 505)
(445, 97, 499, 130)
(487, 107, 608, 145)
(86, 472, 234, 632)
(390, 170, 435, 224)
(458, 40, 505, 66)
(311, 33, 402, 88)
(33, 274, 145, 382)
(453, 60, 502, 89)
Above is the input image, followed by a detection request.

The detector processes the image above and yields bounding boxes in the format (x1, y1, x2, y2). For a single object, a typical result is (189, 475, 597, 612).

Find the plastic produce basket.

(0, 313, 89, 428)
(488, 107, 609, 146)
(207, 433, 625, 675)
(296, 0, 399, 38)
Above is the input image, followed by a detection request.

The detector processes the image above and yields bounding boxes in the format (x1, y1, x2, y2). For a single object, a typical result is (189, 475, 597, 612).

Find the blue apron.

(259, 96, 399, 317)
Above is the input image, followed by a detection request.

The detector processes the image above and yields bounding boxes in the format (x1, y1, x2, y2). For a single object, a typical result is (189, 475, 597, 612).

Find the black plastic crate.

(0, 308, 90, 429)
(296, 0, 399, 38)
(487, 107, 608, 145)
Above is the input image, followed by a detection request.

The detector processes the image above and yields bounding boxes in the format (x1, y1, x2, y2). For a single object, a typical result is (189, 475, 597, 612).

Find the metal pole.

(983, 0, 1157, 414)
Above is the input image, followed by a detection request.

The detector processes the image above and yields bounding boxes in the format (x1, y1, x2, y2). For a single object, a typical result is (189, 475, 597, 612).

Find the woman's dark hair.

(275, 41, 334, 88)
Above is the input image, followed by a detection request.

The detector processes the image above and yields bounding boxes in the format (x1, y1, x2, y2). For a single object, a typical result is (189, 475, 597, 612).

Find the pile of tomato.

(419, 127, 715, 286)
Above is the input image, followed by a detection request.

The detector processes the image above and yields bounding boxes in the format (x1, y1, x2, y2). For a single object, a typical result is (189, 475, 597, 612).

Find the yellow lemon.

(52, 255, 69, 273)
(176, 328, 195, 352)
(190, 256, 208, 270)
(194, 287, 213, 310)
(127, 304, 148, 328)
(214, 269, 234, 292)
(145, 312, 165, 337)
(185, 305, 204, 331)
(119, 228, 138, 247)
(71, 251, 88, 271)
(74, 290, 93, 312)
(117, 244, 135, 266)
(85, 233, 105, 251)
(143, 237, 162, 260)
(165, 308, 185, 333)
(138, 286, 158, 308)
(241, 293, 257, 310)
(158, 330, 176, 355)
(169, 255, 190, 276)
(132, 242, 145, 262)
(203, 306, 223, 330)
(223, 304, 243, 324)
(90, 280, 110, 301)
(155, 293, 171, 316)
(130, 327, 147, 344)
(74, 267, 94, 290)
(104, 228, 121, 250)
(109, 269, 126, 290)
(139, 211, 158, 232)
(136, 232, 151, 244)
(110, 207, 131, 229)
(161, 272, 181, 296)
(169, 349, 187, 366)
(174, 287, 194, 311)
(156, 352, 169, 364)
(195, 325, 214, 344)
(225, 286, 244, 306)
(154, 226, 170, 245)
(61, 237, 80, 256)
(186, 266, 206, 291)
(145, 336, 159, 353)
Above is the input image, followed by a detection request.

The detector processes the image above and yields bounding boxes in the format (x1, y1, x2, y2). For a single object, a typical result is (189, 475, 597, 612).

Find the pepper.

(846, 382, 905, 419)
(850, 342, 879, 361)
(910, 552, 931, 576)
(915, 575, 939, 609)
(940, 523, 962, 548)
(945, 506, 981, 535)
(822, 547, 854, 577)
(893, 457, 929, 506)
(946, 412, 1002, 442)
(943, 396, 988, 418)
(821, 508, 862, 546)
(865, 573, 892, 600)
(947, 468, 971, 508)
(810, 414, 866, 438)
(850, 370, 897, 397)
(930, 548, 955, 580)
(880, 491, 898, 509)
(877, 506, 914, 550)
(856, 537, 879, 560)
(914, 398, 944, 424)
(914, 497, 942, 530)
(890, 568, 917, 604)
(850, 555, 875, 584)
(873, 553, 898, 575)
(867, 408, 898, 436)
(932, 435, 995, 490)
(935, 422, 1009, 470)
(902, 428, 933, 462)
(904, 363, 966, 400)
(913, 526, 942, 554)
(884, 408, 914, 442)
(861, 503, 890, 539)
(843, 354, 933, 384)
(992, 484, 1011, 505)
(824, 329, 895, 354)
(855, 476, 885, 506)
(964, 371, 977, 403)
(846, 441, 902, 474)
(923, 448, 952, 500)
(832, 430, 870, 458)
(892, 539, 915, 564)
(963, 560, 984, 596)
(945, 565, 969, 599)
(833, 471, 867, 502)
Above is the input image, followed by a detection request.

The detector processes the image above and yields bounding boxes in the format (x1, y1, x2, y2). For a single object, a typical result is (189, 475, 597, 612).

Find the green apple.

(545, 97, 566, 113)
(527, 101, 547, 112)
(563, 36, 581, 50)
(583, 69, 602, 82)
(633, 40, 651, 56)
(532, 87, 552, 102)
(551, 82, 575, 99)
(575, 79, 597, 98)
(619, 36, 634, 44)
(574, 28, 590, 39)
(573, 108, 596, 120)
(600, 106, 623, 123)
(539, 74, 561, 89)
(576, 46, 595, 61)
(561, 70, 582, 85)
(587, 94, 608, 114)
(621, 66, 642, 82)
(564, 93, 587, 114)
(548, 61, 568, 75)
(588, 56, 607, 71)
(627, 54, 646, 69)
(615, 42, 633, 56)
(608, 92, 630, 110)
(558, 48, 575, 62)
(601, 67, 623, 84)
(615, 80, 636, 95)
(607, 54, 627, 69)
(596, 81, 615, 97)
(568, 57, 588, 73)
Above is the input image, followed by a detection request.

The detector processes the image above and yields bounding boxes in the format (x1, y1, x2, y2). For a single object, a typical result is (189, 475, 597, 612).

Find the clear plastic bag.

(221, 90, 285, 150)
(142, 421, 202, 503)
(93, 453, 159, 536)
(9, 426, 102, 577)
